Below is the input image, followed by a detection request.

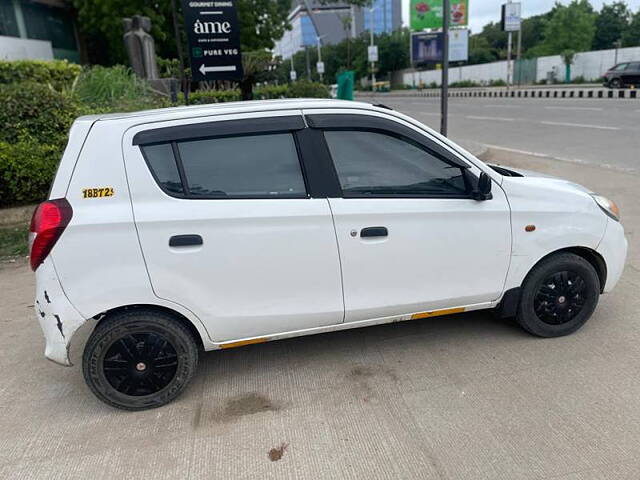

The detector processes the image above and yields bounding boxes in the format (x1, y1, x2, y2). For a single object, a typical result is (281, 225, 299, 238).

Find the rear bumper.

(34, 258, 87, 366)
(597, 218, 627, 293)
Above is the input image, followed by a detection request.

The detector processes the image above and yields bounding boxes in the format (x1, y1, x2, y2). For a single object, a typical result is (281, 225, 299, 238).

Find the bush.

(488, 79, 507, 87)
(0, 60, 81, 90)
(449, 80, 481, 88)
(0, 82, 79, 146)
(286, 81, 330, 98)
(74, 65, 159, 110)
(0, 139, 63, 207)
(254, 84, 289, 99)
(187, 89, 241, 104)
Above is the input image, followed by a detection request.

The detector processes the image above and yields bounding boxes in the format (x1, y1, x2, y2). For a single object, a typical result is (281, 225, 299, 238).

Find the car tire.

(609, 78, 622, 89)
(516, 253, 600, 338)
(82, 309, 199, 410)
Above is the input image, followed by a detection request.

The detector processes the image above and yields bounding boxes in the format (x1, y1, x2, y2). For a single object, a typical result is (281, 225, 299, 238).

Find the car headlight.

(591, 194, 620, 221)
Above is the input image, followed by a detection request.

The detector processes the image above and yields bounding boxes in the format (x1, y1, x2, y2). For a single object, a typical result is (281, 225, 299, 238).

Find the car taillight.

(29, 199, 73, 271)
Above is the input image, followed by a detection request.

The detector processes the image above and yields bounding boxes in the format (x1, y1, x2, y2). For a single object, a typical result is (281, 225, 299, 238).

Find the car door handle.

(360, 226, 388, 238)
(169, 234, 203, 247)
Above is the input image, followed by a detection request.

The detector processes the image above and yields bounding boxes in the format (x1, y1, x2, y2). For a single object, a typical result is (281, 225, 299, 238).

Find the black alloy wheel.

(533, 271, 586, 325)
(516, 252, 600, 338)
(83, 309, 199, 410)
(103, 332, 179, 396)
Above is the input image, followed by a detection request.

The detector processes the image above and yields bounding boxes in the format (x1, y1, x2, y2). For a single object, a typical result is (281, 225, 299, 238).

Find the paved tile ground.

(0, 150, 638, 479)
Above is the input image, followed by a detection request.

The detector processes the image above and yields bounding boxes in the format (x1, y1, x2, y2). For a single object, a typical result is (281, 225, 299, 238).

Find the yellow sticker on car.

(82, 187, 114, 198)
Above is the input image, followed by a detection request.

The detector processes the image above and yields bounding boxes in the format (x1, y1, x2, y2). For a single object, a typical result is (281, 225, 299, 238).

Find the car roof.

(79, 98, 381, 123)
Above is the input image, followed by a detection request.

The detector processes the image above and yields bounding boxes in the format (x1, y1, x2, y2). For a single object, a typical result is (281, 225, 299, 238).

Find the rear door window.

(142, 132, 307, 199)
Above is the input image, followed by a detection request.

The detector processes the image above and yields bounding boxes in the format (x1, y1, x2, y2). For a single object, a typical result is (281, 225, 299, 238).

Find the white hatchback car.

(31, 99, 627, 410)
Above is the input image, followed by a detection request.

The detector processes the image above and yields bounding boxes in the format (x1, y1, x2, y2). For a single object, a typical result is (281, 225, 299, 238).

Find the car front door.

(627, 62, 640, 85)
(304, 110, 512, 323)
(123, 112, 344, 341)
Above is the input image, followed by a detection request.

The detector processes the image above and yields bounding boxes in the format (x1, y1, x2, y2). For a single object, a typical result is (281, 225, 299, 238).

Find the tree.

(592, 2, 630, 50)
(73, 0, 177, 65)
(622, 8, 640, 46)
(537, 0, 596, 57)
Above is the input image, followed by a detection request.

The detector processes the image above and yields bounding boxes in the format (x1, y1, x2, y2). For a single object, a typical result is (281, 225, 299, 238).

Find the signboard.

(410, 0, 468, 31)
(411, 30, 468, 64)
(411, 32, 442, 64)
(182, 0, 243, 81)
(449, 28, 468, 62)
(316, 61, 325, 74)
(501, 2, 522, 32)
(368, 45, 378, 63)
(290, 70, 297, 81)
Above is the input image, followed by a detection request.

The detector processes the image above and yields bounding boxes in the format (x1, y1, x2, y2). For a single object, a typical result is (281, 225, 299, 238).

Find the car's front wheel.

(82, 309, 199, 410)
(516, 253, 600, 338)
(609, 78, 622, 89)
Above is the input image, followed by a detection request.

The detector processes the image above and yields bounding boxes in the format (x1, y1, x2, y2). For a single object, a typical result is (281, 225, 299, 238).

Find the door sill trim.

(209, 301, 496, 351)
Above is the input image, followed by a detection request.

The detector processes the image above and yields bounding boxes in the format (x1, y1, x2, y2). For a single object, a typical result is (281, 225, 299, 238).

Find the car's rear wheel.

(516, 253, 600, 338)
(609, 78, 622, 89)
(82, 309, 199, 410)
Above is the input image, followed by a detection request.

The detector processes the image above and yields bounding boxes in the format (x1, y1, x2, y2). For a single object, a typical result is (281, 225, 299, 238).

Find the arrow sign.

(199, 64, 238, 76)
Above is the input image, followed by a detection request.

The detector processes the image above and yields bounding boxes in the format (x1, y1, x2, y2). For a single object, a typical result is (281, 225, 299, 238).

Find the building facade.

(0, 0, 79, 62)
(274, 0, 402, 60)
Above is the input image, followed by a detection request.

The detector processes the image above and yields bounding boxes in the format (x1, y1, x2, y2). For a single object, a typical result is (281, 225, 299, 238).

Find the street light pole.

(441, 0, 449, 136)
(316, 34, 326, 82)
(370, 4, 376, 92)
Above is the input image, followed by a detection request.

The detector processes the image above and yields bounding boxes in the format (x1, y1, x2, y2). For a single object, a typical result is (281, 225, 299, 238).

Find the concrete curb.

(358, 87, 640, 100)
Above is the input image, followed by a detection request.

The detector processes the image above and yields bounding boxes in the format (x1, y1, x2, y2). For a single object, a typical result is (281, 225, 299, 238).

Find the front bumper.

(34, 258, 87, 366)
(597, 218, 628, 293)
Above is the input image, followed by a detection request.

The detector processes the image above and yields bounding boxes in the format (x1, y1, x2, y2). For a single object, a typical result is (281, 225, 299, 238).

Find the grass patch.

(0, 222, 28, 259)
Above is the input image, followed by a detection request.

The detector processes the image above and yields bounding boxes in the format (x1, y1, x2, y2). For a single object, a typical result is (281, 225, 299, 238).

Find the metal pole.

(305, 46, 311, 81)
(317, 37, 323, 82)
(170, 0, 188, 105)
(506, 31, 512, 91)
(516, 27, 522, 85)
(441, 0, 449, 136)
(370, 5, 376, 92)
(290, 56, 295, 82)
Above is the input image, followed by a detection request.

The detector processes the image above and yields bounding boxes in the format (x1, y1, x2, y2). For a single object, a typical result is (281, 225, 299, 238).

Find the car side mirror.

(473, 172, 492, 201)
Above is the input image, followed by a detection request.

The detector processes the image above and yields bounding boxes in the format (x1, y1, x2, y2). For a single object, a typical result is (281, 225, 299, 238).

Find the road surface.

(359, 95, 640, 171)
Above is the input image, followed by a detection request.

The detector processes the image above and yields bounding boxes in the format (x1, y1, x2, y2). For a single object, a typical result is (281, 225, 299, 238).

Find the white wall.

(536, 46, 640, 82)
(0, 36, 53, 61)
(402, 46, 640, 86)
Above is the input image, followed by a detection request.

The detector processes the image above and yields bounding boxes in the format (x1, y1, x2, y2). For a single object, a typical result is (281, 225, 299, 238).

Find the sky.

(401, 0, 640, 34)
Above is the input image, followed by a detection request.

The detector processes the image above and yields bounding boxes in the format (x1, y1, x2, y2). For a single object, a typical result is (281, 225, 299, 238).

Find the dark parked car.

(603, 62, 640, 88)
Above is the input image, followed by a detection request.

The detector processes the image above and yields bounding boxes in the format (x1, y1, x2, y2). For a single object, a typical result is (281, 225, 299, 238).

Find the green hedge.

(0, 60, 81, 90)
(0, 82, 80, 207)
(0, 82, 80, 146)
(0, 139, 63, 207)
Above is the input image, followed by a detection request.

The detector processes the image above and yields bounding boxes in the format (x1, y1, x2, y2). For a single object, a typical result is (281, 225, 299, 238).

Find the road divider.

(359, 86, 639, 100)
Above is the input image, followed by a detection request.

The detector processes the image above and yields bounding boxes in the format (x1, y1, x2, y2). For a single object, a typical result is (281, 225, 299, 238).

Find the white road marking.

(466, 115, 515, 121)
(483, 144, 638, 173)
(540, 121, 619, 130)
(545, 106, 603, 111)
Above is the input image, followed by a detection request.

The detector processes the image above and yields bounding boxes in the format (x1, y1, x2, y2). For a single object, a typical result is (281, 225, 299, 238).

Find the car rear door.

(303, 109, 512, 323)
(122, 111, 344, 341)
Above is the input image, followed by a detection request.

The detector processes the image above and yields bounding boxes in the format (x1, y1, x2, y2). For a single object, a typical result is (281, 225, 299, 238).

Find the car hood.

(489, 164, 593, 194)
